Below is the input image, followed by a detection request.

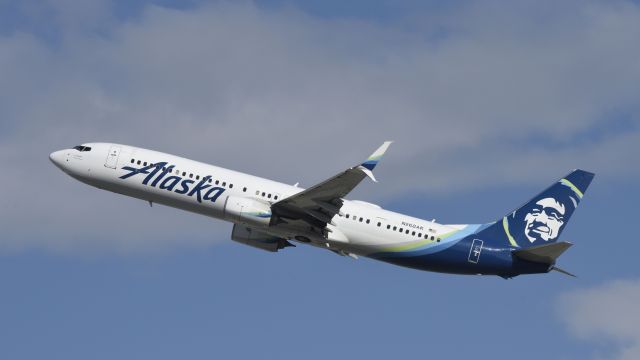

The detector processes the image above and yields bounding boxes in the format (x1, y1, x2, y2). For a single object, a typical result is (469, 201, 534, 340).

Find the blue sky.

(0, 1, 639, 359)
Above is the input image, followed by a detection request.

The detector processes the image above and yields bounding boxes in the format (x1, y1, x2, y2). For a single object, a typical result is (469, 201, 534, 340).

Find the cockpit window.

(72, 145, 92, 152)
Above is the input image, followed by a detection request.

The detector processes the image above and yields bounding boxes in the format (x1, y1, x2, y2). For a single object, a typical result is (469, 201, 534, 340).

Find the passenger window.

(274, 196, 278, 200)
(387, 225, 390, 229)
(255, 190, 260, 195)
(418, 233, 422, 238)
(208, 179, 212, 183)
(437, 238, 441, 242)
(222, 182, 226, 187)
(377, 222, 381, 227)
(243, 187, 247, 192)
(399, 228, 403, 233)
(261, 192, 265, 197)
(346, 214, 350, 219)
(406, 230, 410, 234)
(268, 194, 272, 199)
(130, 159, 134, 164)
(393, 226, 397, 231)
(196, 175, 200, 180)
(143, 162, 147, 166)
(359, 218, 363, 222)
(366, 219, 370, 224)
(182, 172, 186, 176)
(229, 184, 233, 189)
(137, 160, 141, 165)
(412, 231, 416, 236)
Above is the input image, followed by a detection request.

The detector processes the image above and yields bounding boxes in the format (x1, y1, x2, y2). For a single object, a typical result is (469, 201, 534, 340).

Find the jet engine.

(231, 224, 294, 252)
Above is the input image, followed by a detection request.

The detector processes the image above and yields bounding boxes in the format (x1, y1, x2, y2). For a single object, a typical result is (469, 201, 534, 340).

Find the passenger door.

(105, 145, 121, 169)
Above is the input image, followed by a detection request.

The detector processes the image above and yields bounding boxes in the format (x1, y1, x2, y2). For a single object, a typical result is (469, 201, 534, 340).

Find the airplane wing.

(271, 141, 392, 229)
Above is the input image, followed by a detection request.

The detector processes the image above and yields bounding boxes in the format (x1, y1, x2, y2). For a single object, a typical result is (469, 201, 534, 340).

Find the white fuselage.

(50, 143, 457, 257)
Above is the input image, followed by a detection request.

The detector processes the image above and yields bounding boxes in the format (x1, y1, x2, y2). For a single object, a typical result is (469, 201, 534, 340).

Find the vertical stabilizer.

(477, 170, 594, 249)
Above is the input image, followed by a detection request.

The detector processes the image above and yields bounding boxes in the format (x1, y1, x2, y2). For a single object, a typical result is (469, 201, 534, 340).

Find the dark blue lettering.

(119, 164, 153, 179)
(151, 165, 173, 187)
(121, 162, 225, 204)
(175, 179, 195, 195)
(159, 176, 181, 191)
(142, 162, 168, 185)
(188, 176, 212, 203)
(204, 187, 225, 203)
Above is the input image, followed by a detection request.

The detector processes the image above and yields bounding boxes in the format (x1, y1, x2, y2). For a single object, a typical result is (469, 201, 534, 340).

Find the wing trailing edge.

(271, 141, 393, 229)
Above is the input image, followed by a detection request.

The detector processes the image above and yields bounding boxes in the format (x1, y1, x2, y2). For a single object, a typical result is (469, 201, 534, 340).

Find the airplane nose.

(49, 150, 66, 169)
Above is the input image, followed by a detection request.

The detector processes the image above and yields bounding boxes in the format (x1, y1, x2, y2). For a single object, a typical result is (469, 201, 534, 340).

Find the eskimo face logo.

(523, 197, 565, 243)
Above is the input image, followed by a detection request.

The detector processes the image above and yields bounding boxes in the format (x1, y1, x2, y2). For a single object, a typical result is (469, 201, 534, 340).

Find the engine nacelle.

(223, 196, 272, 227)
(231, 224, 292, 252)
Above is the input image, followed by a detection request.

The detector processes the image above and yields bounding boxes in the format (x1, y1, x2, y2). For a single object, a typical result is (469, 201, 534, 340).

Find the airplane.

(49, 142, 594, 278)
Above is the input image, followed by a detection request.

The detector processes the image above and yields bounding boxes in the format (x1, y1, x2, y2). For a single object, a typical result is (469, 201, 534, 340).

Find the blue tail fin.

(478, 169, 595, 249)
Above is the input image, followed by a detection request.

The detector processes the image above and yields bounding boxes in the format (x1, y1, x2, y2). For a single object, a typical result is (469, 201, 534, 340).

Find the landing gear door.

(105, 145, 121, 169)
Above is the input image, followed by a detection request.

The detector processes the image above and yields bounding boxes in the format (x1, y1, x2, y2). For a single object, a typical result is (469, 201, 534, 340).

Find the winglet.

(361, 141, 392, 171)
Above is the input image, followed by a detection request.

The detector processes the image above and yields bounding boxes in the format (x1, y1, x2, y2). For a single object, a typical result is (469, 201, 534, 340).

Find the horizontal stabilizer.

(512, 241, 572, 264)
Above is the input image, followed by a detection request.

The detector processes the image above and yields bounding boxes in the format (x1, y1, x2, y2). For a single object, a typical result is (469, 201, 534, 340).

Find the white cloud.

(558, 279, 640, 360)
(0, 0, 638, 252)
